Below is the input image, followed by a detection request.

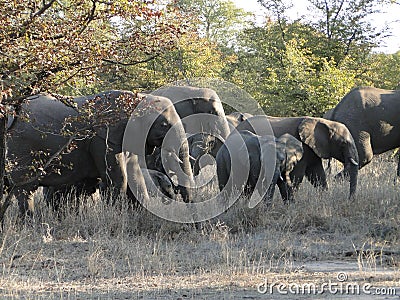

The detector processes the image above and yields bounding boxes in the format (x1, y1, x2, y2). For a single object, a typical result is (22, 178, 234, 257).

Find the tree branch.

(102, 55, 159, 66)
(9, 0, 58, 40)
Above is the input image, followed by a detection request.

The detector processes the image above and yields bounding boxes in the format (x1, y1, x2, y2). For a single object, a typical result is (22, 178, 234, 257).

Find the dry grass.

(1, 155, 400, 299)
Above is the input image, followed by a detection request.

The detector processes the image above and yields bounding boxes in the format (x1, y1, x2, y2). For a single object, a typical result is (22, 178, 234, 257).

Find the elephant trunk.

(190, 146, 205, 176)
(345, 158, 358, 199)
(177, 136, 194, 203)
(219, 117, 231, 139)
(161, 122, 195, 202)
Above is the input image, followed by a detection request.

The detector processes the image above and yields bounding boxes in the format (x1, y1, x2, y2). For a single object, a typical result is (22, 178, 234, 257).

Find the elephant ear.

(123, 93, 173, 156)
(96, 121, 127, 152)
(278, 134, 303, 172)
(92, 90, 134, 150)
(298, 118, 331, 159)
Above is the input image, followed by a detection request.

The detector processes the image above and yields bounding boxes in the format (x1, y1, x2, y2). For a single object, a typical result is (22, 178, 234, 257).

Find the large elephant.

(324, 86, 400, 176)
(7, 90, 193, 217)
(237, 116, 359, 198)
(151, 86, 230, 138)
(216, 130, 281, 204)
(151, 86, 230, 174)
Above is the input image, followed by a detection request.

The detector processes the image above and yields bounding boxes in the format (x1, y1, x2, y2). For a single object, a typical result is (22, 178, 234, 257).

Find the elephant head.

(226, 112, 253, 128)
(275, 133, 304, 186)
(151, 86, 230, 140)
(122, 92, 194, 202)
(298, 117, 359, 197)
(187, 132, 224, 176)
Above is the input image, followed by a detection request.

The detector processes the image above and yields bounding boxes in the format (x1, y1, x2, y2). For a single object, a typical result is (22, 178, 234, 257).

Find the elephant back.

(17, 94, 80, 133)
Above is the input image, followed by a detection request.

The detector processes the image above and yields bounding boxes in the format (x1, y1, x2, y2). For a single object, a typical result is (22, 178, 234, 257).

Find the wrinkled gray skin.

(7, 91, 193, 218)
(324, 87, 400, 177)
(226, 112, 253, 128)
(237, 116, 359, 198)
(216, 130, 283, 204)
(187, 133, 224, 176)
(144, 146, 181, 194)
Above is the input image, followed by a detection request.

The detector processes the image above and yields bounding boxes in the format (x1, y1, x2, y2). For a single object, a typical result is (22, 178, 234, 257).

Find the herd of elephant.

(5, 85, 400, 220)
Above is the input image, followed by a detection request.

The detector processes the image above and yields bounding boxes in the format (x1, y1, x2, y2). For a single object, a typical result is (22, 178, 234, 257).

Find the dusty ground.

(1, 157, 400, 299)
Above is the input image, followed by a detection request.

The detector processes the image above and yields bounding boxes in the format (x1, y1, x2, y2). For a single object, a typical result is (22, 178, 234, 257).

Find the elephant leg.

(43, 186, 62, 212)
(277, 177, 297, 204)
(305, 160, 328, 190)
(277, 178, 289, 203)
(14, 186, 36, 220)
(262, 183, 276, 206)
(89, 139, 128, 204)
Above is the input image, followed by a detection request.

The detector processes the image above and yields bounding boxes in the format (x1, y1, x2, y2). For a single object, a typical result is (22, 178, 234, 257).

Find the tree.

(258, 0, 392, 66)
(359, 51, 400, 89)
(177, 0, 250, 45)
(223, 20, 356, 116)
(0, 0, 187, 222)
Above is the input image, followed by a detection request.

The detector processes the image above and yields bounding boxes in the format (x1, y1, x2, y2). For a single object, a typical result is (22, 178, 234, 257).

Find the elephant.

(140, 168, 176, 201)
(236, 116, 359, 198)
(215, 130, 303, 204)
(274, 133, 304, 202)
(187, 132, 224, 176)
(216, 130, 283, 205)
(324, 86, 400, 177)
(226, 112, 253, 128)
(151, 86, 231, 183)
(151, 86, 230, 145)
(7, 90, 193, 218)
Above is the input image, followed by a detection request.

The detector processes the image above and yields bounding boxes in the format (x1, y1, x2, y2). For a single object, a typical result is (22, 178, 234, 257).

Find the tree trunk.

(0, 115, 10, 227)
(0, 115, 6, 197)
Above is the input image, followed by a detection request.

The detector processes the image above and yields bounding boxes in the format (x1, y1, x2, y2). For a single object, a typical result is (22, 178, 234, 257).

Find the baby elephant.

(216, 130, 303, 205)
(274, 133, 304, 203)
(140, 168, 176, 201)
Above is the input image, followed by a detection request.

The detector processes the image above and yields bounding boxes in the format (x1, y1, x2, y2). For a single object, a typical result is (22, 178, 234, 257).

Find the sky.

(233, 0, 400, 54)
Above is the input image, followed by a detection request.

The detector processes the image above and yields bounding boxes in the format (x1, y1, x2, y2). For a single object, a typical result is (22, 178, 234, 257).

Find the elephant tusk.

(349, 158, 358, 166)
(169, 151, 183, 164)
(214, 134, 225, 143)
(189, 155, 196, 161)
